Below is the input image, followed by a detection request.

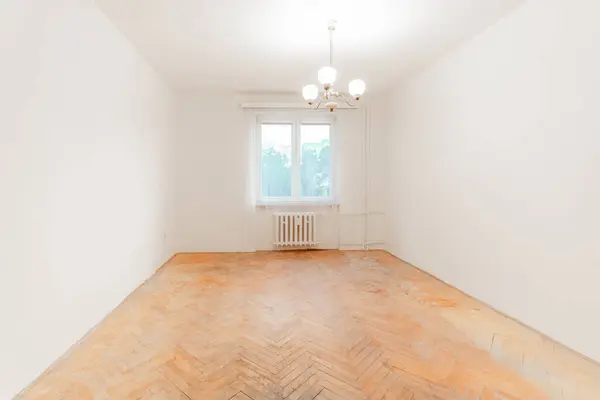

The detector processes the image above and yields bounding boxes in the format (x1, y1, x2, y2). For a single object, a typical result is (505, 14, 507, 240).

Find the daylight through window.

(258, 118, 332, 203)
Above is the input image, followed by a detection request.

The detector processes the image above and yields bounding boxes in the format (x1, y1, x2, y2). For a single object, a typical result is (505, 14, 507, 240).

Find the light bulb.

(318, 66, 337, 88)
(349, 79, 366, 99)
(325, 101, 338, 112)
(302, 84, 319, 104)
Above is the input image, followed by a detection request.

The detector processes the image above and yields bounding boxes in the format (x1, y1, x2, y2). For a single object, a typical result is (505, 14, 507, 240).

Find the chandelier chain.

(328, 23, 335, 67)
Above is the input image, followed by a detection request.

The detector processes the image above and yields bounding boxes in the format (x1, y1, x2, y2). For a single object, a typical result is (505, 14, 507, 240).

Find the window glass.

(300, 124, 331, 197)
(261, 124, 292, 197)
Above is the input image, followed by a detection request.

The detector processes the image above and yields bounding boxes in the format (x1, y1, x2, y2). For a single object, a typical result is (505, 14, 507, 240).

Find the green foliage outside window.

(261, 138, 330, 198)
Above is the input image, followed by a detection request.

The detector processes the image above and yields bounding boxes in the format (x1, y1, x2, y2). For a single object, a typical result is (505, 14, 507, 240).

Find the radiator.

(274, 212, 317, 246)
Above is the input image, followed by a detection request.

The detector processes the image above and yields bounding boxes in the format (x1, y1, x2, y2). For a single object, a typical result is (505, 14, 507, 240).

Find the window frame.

(255, 112, 336, 206)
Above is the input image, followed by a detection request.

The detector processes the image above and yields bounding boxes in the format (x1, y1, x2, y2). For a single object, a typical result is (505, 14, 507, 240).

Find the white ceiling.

(97, 0, 522, 93)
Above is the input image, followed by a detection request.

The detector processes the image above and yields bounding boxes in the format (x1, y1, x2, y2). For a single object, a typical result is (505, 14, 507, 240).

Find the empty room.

(2, 0, 600, 398)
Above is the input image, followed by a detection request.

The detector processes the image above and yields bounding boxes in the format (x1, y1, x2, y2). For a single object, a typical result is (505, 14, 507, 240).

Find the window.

(257, 114, 334, 204)
(260, 124, 293, 197)
(300, 124, 331, 197)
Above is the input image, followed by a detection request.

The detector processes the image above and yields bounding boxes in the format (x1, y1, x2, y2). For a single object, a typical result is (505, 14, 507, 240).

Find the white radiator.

(274, 212, 317, 246)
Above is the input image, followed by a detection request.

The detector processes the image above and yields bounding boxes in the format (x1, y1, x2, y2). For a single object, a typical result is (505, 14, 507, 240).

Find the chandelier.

(302, 21, 366, 112)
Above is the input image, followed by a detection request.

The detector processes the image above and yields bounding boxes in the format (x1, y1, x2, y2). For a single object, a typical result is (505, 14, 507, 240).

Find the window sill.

(255, 200, 339, 208)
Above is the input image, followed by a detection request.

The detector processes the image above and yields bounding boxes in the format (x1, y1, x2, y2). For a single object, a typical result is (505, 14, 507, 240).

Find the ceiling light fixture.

(302, 21, 366, 112)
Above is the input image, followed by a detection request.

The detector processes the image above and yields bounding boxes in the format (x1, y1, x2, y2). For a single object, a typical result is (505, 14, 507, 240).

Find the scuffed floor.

(20, 251, 600, 399)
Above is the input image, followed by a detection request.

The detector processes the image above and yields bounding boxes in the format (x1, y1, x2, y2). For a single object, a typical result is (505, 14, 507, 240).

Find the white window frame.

(255, 111, 336, 206)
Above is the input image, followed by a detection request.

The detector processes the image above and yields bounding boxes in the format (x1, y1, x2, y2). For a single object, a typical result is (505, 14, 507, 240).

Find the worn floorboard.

(19, 251, 600, 399)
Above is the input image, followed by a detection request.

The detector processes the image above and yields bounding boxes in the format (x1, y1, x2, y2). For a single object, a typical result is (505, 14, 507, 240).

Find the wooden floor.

(20, 251, 600, 399)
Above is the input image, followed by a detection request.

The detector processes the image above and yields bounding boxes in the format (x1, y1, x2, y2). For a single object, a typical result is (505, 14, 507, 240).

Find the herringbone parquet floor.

(19, 251, 600, 399)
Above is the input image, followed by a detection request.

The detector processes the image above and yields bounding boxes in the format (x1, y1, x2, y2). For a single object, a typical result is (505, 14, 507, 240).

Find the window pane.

(300, 124, 331, 197)
(261, 124, 292, 197)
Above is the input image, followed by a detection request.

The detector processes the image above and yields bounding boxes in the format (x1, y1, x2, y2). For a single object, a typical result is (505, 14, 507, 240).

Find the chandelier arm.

(312, 95, 326, 110)
(338, 92, 355, 107)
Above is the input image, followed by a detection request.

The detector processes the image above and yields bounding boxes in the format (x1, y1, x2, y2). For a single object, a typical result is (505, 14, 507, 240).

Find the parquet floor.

(20, 251, 600, 399)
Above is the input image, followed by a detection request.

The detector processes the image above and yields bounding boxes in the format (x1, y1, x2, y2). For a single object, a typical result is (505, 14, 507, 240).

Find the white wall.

(168, 91, 254, 252)
(387, 0, 600, 362)
(168, 91, 388, 253)
(0, 0, 173, 396)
